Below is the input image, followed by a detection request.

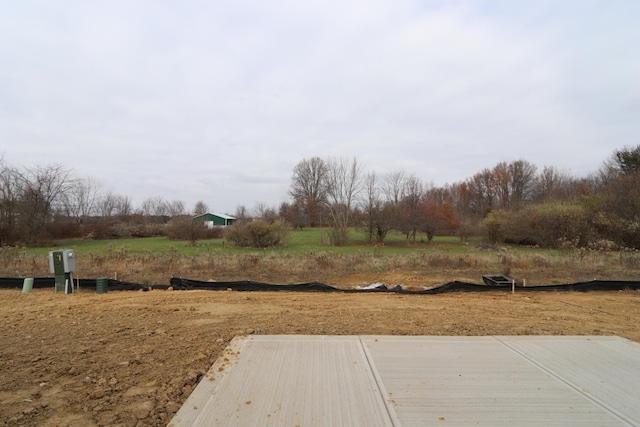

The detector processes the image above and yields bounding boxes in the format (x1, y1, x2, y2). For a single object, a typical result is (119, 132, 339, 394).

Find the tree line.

(281, 146, 640, 249)
(1, 145, 639, 249)
(0, 157, 214, 245)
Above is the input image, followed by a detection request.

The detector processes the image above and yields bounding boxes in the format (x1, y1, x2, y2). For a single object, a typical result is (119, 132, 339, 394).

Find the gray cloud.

(1, 0, 638, 212)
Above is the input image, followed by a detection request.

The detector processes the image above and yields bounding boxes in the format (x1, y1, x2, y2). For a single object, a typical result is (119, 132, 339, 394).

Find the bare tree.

(114, 195, 132, 218)
(464, 168, 496, 219)
(53, 176, 102, 237)
(139, 196, 168, 217)
(0, 159, 23, 245)
(96, 191, 119, 217)
(279, 200, 306, 229)
(508, 159, 537, 209)
(534, 166, 572, 202)
(193, 200, 209, 215)
(165, 200, 186, 217)
(62, 176, 102, 219)
(289, 157, 328, 227)
(423, 185, 451, 206)
(360, 171, 393, 243)
(253, 201, 269, 219)
(95, 192, 131, 218)
(16, 164, 74, 242)
(234, 205, 249, 221)
(396, 174, 423, 242)
(492, 162, 511, 209)
(253, 202, 278, 223)
(381, 170, 408, 205)
(447, 181, 475, 225)
(323, 157, 363, 245)
(361, 171, 379, 242)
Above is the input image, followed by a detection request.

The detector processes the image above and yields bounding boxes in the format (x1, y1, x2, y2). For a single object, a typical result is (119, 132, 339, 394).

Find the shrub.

(618, 219, 640, 249)
(482, 211, 506, 244)
(246, 221, 274, 247)
(46, 220, 82, 239)
(224, 222, 250, 247)
(126, 223, 166, 238)
(86, 217, 118, 239)
(483, 203, 594, 249)
(165, 216, 205, 243)
(587, 239, 620, 252)
(224, 219, 289, 248)
(202, 227, 224, 239)
(527, 203, 592, 248)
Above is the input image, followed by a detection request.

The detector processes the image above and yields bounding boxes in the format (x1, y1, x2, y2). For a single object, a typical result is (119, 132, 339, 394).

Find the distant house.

(193, 213, 237, 228)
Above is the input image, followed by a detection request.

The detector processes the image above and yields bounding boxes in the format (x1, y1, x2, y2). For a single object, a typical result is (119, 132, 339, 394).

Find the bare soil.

(1, 283, 639, 426)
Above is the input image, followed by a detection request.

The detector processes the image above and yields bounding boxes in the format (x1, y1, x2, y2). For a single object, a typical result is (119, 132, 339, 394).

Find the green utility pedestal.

(50, 251, 66, 292)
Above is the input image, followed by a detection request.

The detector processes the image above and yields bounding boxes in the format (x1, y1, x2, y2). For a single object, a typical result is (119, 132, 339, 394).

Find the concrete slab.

(169, 336, 394, 426)
(169, 336, 640, 426)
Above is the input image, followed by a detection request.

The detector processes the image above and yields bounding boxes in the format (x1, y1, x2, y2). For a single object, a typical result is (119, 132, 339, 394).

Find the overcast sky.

(1, 1, 638, 214)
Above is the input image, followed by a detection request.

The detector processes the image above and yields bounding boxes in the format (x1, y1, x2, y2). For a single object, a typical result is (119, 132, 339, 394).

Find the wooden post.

(512, 279, 515, 294)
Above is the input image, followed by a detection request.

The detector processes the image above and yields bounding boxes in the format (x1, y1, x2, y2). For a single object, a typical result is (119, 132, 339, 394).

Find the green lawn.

(13, 228, 638, 286)
(27, 228, 492, 257)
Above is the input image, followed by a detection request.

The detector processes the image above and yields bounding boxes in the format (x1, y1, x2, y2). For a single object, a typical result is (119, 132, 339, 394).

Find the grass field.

(2, 228, 639, 287)
(32, 228, 501, 256)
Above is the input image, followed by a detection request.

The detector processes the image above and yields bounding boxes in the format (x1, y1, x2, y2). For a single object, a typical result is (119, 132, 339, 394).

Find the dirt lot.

(1, 286, 639, 427)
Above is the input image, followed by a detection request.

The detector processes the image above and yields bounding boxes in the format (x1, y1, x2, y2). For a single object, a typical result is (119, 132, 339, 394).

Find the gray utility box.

(48, 249, 76, 273)
(48, 249, 76, 293)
